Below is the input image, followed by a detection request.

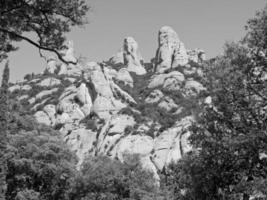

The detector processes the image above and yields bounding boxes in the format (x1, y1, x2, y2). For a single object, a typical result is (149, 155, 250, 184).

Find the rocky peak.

(154, 26, 206, 74)
(10, 28, 207, 182)
(109, 37, 147, 75)
(123, 37, 147, 75)
(155, 26, 189, 73)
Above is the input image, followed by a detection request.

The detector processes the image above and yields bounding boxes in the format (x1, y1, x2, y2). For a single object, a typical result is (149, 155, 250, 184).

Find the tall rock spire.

(155, 26, 188, 73)
(123, 37, 147, 75)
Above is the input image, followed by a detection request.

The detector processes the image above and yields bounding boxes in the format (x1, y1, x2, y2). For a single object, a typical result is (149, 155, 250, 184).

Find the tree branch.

(0, 28, 77, 65)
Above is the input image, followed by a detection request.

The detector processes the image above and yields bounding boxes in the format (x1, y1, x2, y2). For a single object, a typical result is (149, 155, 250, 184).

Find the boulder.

(36, 88, 58, 99)
(38, 78, 61, 87)
(21, 85, 32, 91)
(63, 41, 77, 63)
(28, 97, 36, 104)
(56, 113, 71, 124)
(45, 57, 57, 74)
(145, 89, 164, 104)
(8, 85, 20, 92)
(43, 104, 56, 126)
(34, 111, 51, 126)
(76, 83, 92, 105)
(108, 114, 135, 135)
(158, 96, 178, 111)
(18, 95, 29, 101)
(184, 79, 205, 96)
(9, 84, 32, 92)
(148, 71, 185, 89)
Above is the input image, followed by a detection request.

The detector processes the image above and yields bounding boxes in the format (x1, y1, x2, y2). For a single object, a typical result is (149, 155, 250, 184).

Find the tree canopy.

(165, 4, 267, 200)
(0, 62, 10, 200)
(0, 0, 89, 63)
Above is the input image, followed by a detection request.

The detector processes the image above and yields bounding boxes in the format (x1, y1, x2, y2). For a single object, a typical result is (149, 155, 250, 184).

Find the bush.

(69, 155, 162, 200)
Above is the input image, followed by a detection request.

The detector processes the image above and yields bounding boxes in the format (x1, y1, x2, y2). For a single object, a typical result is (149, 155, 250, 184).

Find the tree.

(0, 67, 78, 200)
(165, 4, 267, 200)
(0, 61, 10, 200)
(0, 0, 90, 63)
(6, 126, 78, 200)
(69, 155, 162, 200)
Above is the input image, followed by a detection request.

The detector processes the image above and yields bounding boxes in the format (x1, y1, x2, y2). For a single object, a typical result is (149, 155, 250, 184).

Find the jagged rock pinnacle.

(155, 26, 188, 73)
(123, 37, 147, 75)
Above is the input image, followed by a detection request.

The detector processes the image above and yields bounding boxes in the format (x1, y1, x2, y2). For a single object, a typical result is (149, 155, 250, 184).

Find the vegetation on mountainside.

(0, 61, 10, 200)
(1, 2, 267, 200)
(69, 155, 164, 200)
(1, 68, 160, 200)
(164, 5, 267, 200)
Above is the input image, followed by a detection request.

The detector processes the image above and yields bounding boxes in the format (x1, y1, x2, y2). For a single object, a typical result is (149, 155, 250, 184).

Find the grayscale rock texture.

(10, 26, 207, 181)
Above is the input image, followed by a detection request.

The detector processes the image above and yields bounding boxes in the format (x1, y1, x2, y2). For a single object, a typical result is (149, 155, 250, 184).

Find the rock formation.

(10, 27, 208, 182)
(187, 49, 206, 63)
(155, 26, 188, 73)
(45, 57, 57, 74)
(123, 37, 147, 75)
(63, 40, 77, 63)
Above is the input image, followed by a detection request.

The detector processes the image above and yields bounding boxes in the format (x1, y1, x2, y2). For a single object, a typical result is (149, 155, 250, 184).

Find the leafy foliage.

(165, 5, 267, 200)
(0, 61, 10, 200)
(0, 0, 89, 63)
(6, 126, 78, 200)
(69, 155, 162, 200)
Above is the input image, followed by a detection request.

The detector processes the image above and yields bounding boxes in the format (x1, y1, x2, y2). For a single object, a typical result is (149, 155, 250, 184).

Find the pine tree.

(0, 61, 10, 200)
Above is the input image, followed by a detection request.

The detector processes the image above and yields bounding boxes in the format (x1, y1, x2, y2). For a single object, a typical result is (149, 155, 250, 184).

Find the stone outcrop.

(155, 26, 188, 73)
(63, 40, 77, 63)
(152, 116, 193, 170)
(187, 49, 206, 63)
(45, 57, 57, 74)
(123, 37, 147, 75)
(148, 71, 185, 91)
(10, 28, 208, 182)
(8, 84, 32, 92)
(109, 50, 124, 65)
(38, 77, 61, 87)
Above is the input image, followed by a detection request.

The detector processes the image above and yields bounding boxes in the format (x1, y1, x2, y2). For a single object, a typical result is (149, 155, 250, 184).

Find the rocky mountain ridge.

(9, 26, 208, 181)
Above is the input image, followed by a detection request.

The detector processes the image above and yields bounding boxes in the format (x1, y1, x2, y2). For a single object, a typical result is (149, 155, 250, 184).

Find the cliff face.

(9, 26, 208, 180)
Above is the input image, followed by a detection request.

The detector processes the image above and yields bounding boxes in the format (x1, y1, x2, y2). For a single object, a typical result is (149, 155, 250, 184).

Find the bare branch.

(0, 28, 77, 65)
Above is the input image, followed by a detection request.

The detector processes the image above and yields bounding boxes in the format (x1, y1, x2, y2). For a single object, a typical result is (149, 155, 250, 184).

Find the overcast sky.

(1, 0, 266, 82)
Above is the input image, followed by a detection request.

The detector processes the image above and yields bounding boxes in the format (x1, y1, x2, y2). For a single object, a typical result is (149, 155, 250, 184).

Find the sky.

(1, 0, 267, 82)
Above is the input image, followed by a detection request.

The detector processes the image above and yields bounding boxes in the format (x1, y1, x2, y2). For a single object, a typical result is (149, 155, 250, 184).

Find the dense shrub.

(69, 155, 163, 200)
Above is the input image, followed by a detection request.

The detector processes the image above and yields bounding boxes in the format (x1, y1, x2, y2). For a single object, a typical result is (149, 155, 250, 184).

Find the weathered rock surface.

(38, 77, 61, 87)
(109, 50, 124, 65)
(45, 57, 58, 74)
(9, 84, 32, 92)
(63, 40, 77, 63)
(145, 89, 164, 104)
(187, 49, 206, 63)
(123, 37, 147, 75)
(148, 71, 185, 90)
(11, 29, 207, 181)
(115, 68, 134, 87)
(152, 116, 193, 170)
(184, 79, 206, 96)
(36, 88, 58, 99)
(34, 111, 51, 126)
(155, 26, 188, 73)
